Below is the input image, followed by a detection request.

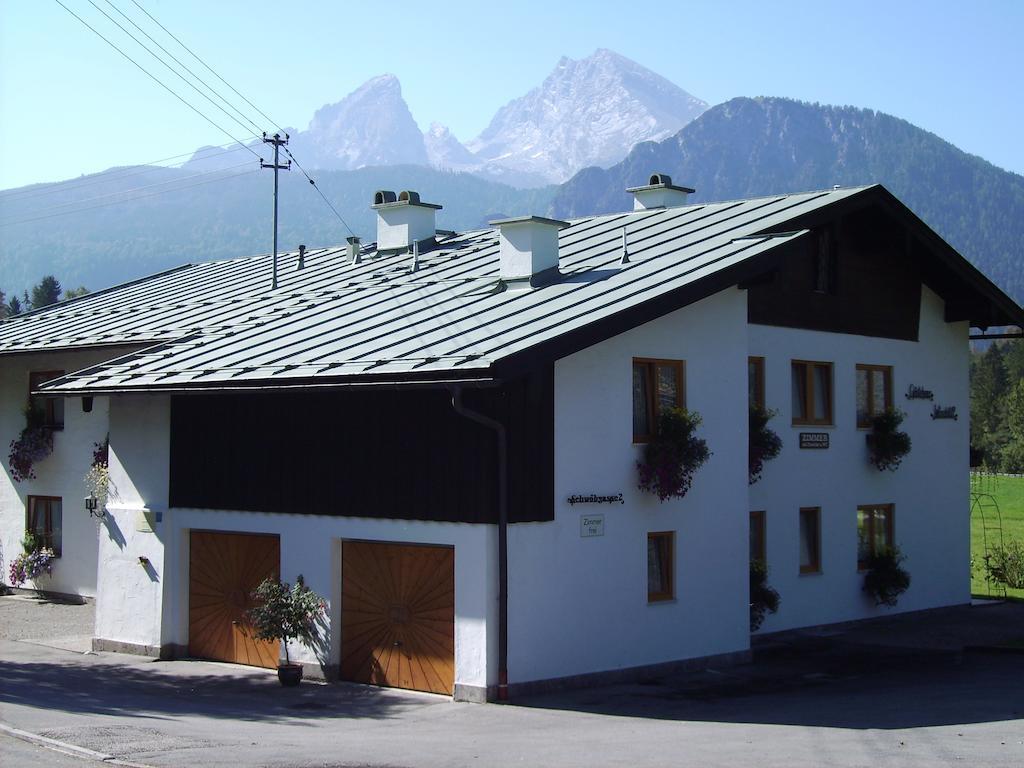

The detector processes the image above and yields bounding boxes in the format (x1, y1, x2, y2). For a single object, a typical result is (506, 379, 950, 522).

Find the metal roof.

(2, 183, 1013, 394)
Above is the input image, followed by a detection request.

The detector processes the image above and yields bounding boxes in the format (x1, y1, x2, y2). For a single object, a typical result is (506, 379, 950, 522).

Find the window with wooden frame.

(748, 357, 765, 410)
(633, 359, 684, 442)
(791, 361, 833, 425)
(647, 531, 675, 602)
(750, 511, 766, 563)
(855, 364, 893, 428)
(29, 370, 65, 429)
(857, 504, 894, 570)
(26, 496, 62, 556)
(799, 507, 821, 574)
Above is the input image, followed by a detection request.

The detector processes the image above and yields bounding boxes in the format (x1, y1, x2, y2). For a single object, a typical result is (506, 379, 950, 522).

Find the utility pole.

(261, 132, 291, 289)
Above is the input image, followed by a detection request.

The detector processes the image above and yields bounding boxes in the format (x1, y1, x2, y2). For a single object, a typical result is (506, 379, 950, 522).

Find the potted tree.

(862, 547, 911, 607)
(248, 574, 327, 686)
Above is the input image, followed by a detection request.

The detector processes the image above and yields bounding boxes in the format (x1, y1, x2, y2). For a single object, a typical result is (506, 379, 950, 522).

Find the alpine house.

(1, 177, 1021, 701)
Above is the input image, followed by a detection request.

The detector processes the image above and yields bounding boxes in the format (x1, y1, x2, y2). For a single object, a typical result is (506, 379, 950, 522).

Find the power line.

(1, 161, 255, 215)
(0, 167, 260, 228)
(283, 147, 357, 238)
(52, 0, 261, 159)
(83, 0, 265, 141)
(101, 0, 265, 137)
(129, 0, 285, 133)
(0, 144, 257, 201)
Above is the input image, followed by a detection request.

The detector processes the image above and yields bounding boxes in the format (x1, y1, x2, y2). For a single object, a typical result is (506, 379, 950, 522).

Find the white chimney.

(490, 215, 570, 288)
(626, 173, 694, 210)
(371, 190, 442, 252)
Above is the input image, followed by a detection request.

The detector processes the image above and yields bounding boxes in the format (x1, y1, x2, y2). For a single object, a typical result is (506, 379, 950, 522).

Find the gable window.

(633, 359, 684, 442)
(799, 507, 821, 574)
(27, 496, 62, 556)
(748, 357, 765, 409)
(857, 504, 894, 570)
(29, 370, 65, 429)
(647, 531, 675, 602)
(791, 361, 833, 425)
(856, 364, 893, 428)
(750, 510, 766, 563)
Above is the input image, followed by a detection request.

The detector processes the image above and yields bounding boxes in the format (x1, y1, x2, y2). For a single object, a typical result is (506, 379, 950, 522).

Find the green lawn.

(971, 473, 1024, 599)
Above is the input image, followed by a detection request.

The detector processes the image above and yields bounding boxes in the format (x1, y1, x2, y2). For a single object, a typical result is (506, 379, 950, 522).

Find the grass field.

(971, 474, 1024, 599)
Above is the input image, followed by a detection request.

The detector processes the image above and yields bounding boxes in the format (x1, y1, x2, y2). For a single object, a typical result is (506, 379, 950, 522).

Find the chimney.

(490, 215, 570, 288)
(346, 236, 361, 264)
(371, 189, 442, 252)
(626, 173, 694, 210)
(297, 244, 306, 269)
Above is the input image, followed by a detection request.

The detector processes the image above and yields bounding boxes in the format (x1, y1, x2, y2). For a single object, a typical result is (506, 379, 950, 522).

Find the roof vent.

(347, 236, 361, 264)
(490, 215, 570, 289)
(626, 172, 694, 211)
(297, 244, 306, 270)
(371, 189, 442, 252)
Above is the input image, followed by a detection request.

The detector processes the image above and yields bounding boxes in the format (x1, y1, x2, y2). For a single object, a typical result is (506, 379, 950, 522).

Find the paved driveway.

(1, 595, 1023, 767)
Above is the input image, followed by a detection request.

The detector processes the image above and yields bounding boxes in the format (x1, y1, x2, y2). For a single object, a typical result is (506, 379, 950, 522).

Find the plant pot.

(277, 662, 303, 687)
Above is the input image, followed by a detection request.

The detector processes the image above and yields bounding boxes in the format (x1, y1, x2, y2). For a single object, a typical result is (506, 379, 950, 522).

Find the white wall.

(508, 289, 751, 684)
(749, 286, 971, 633)
(94, 393, 499, 692)
(0, 349, 134, 596)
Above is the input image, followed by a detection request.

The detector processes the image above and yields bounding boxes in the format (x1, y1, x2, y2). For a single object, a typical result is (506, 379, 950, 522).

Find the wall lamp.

(85, 494, 105, 519)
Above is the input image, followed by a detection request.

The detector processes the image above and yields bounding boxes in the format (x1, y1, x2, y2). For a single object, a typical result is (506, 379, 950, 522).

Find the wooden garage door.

(189, 531, 280, 669)
(341, 541, 454, 695)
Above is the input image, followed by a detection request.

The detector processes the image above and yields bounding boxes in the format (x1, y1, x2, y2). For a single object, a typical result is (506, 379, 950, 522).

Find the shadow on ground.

(0, 657, 436, 725)
(517, 640, 1024, 730)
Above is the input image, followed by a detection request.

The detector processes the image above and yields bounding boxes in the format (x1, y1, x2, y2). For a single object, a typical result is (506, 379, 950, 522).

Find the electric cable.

(52, 0, 262, 159)
(283, 146, 357, 238)
(0, 167, 260, 228)
(84, 0, 265, 141)
(101, 0, 265, 137)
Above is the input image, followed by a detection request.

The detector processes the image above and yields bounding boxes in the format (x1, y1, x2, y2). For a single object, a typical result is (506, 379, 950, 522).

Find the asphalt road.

(2, 595, 1024, 767)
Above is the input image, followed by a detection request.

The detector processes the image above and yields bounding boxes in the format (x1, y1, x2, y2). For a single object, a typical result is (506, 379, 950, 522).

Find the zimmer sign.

(799, 432, 830, 449)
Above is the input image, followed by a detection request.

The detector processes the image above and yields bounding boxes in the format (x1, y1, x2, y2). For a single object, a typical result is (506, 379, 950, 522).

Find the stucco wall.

(508, 288, 751, 684)
(94, 394, 498, 692)
(0, 349, 133, 596)
(748, 285, 971, 633)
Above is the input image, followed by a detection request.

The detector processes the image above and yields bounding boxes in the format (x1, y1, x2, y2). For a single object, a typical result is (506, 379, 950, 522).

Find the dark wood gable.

(748, 203, 922, 341)
(169, 367, 554, 524)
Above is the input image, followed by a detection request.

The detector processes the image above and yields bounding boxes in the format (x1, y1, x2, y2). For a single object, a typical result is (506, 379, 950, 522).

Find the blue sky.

(1, 0, 1022, 190)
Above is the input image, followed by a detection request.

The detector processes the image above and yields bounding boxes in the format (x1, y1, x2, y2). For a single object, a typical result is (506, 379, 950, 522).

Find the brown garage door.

(189, 531, 280, 669)
(341, 541, 454, 695)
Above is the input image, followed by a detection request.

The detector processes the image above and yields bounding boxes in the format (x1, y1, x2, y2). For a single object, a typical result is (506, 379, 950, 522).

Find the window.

(856, 364, 893, 428)
(791, 361, 833, 425)
(748, 357, 765, 410)
(750, 511, 766, 563)
(26, 496, 62, 556)
(857, 504, 894, 570)
(647, 531, 674, 602)
(799, 507, 821, 574)
(29, 370, 65, 429)
(633, 359, 684, 442)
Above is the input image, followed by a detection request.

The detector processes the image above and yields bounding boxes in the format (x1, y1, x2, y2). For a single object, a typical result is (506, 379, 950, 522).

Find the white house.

(1, 178, 1021, 701)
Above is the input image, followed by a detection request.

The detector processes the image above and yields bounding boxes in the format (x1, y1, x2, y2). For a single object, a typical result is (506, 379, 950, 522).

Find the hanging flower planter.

(7, 408, 54, 483)
(866, 410, 912, 472)
(749, 404, 783, 485)
(637, 407, 711, 502)
(84, 435, 111, 515)
(8, 534, 55, 587)
(862, 547, 911, 606)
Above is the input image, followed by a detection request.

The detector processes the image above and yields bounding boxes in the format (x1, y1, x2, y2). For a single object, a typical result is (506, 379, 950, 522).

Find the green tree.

(971, 344, 1009, 467)
(1004, 339, 1024, 384)
(30, 276, 62, 309)
(7, 294, 23, 316)
(0, 290, 6, 320)
(1003, 379, 1024, 473)
(63, 286, 89, 300)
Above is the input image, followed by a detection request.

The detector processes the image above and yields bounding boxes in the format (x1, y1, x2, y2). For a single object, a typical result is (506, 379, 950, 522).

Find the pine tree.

(0, 290, 6, 320)
(30, 276, 62, 309)
(1004, 339, 1024, 385)
(1003, 379, 1024, 473)
(7, 295, 23, 316)
(971, 344, 1009, 467)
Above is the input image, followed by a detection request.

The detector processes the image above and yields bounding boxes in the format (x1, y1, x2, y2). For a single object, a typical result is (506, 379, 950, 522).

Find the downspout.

(450, 385, 508, 701)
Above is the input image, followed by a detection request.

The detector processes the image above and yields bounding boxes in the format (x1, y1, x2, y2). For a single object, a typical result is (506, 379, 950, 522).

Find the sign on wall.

(931, 405, 958, 420)
(567, 493, 624, 506)
(905, 384, 935, 400)
(799, 432, 830, 449)
(580, 514, 605, 538)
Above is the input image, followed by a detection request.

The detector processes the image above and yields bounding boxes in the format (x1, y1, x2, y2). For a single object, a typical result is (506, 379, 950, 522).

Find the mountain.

(0, 165, 554, 295)
(424, 123, 477, 169)
(467, 48, 708, 184)
(551, 97, 1024, 304)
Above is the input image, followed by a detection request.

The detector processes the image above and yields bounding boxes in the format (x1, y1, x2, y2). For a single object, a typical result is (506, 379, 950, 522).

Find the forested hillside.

(552, 97, 1024, 303)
